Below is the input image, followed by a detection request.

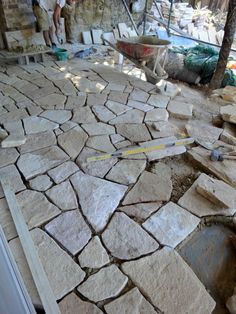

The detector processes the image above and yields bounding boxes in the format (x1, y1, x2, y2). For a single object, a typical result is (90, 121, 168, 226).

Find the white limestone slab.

(70, 172, 127, 232)
(78, 236, 110, 268)
(122, 248, 216, 314)
(77, 265, 128, 302)
(143, 202, 200, 248)
(9, 229, 85, 304)
(45, 210, 91, 255)
(102, 212, 159, 260)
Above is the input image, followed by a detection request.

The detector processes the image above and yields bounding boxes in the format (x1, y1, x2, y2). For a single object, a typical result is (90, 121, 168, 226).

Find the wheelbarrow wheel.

(144, 59, 167, 84)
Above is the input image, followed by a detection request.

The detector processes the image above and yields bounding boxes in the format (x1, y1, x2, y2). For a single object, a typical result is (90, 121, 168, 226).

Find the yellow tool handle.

(87, 138, 194, 162)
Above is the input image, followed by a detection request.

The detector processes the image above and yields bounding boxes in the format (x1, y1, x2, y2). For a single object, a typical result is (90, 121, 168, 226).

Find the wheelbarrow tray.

(116, 36, 170, 60)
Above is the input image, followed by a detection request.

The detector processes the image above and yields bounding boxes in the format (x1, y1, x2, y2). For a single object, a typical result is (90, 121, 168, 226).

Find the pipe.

(167, 0, 174, 36)
(143, 0, 148, 35)
(121, 0, 139, 35)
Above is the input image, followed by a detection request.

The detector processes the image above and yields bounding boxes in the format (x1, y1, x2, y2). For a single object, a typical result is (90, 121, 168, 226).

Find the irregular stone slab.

(146, 121, 178, 139)
(19, 130, 56, 154)
(40, 110, 72, 124)
(220, 122, 236, 145)
(92, 105, 116, 123)
(105, 287, 157, 314)
(70, 172, 127, 232)
(143, 202, 200, 248)
(114, 140, 133, 150)
(220, 104, 236, 124)
(188, 146, 236, 188)
(60, 121, 77, 132)
(119, 202, 162, 221)
(48, 161, 79, 184)
(78, 236, 110, 268)
(46, 180, 78, 210)
(0, 190, 60, 240)
(65, 93, 86, 109)
(129, 88, 149, 102)
(186, 120, 222, 144)
(168, 100, 193, 119)
(196, 175, 236, 208)
(58, 126, 88, 160)
(123, 170, 172, 205)
(77, 265, 128, 302)
(59, 293, 103, 314)
(17, 146, 69, 180)
(178, 173, 236, 217)
(109, 109, 144, 125)
(45, 210, 91, 255)
(3, 120, 24, 135)
(106, 82, 126, 92)
(72, 77, 107, 93)
(145, 108, 169, 122)
(72, 107, 97, 124)
(9, 228, 85, 304)
(53, 79, 78, 96)
(0, 165, 25, 198)
(0, 147, 19, 168)
(122, 248, 216, 314)
(108, 91, 129, 104)
(35, 93, 66, 109)
(127, 99, 153, 112)
(106, 100, 131, 115)
(116, 124, 151, 143)
(23, 116, 59, 134)
(110, 133, 125, 144)
(87, 135, 115, 153)
(1, 134, 26, 148)
(87, 93, 107, 106)
(29, 175, 53, 191)
(81, 123, 115, 136)
(106, 159, 146, 185)
(130, 78, 154, 93)
(102, 212, 158, 260)
(147, 94, 170, 108)
(140, 137, 186, 161)
(76, 147, 117, 178)
(0, 108, 28, 124)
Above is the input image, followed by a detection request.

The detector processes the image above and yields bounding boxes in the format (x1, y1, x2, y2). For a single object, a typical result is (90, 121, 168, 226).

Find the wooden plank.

(1, 179, 61, 314)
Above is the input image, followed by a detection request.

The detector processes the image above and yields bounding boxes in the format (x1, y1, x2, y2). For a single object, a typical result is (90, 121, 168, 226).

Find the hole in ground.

(178, 223, 236, 314)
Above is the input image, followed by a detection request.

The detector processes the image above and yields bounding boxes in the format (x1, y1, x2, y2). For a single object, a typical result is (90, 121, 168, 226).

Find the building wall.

(0, 0, 152, 48)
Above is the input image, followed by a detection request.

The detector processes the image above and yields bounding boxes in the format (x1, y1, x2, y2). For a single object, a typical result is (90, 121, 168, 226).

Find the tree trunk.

(209, 0, 236, 90)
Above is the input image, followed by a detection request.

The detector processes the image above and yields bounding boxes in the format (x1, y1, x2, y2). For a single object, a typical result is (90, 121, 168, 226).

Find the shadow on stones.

(178, 223, 236, 314)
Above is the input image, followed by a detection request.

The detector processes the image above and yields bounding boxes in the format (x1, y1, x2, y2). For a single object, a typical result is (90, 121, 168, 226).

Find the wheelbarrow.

(102, 35, 171, 84)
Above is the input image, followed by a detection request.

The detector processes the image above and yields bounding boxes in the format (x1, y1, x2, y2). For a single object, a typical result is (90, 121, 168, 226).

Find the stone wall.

(0, 0, 152, 47)
(0, 0, 35, 31)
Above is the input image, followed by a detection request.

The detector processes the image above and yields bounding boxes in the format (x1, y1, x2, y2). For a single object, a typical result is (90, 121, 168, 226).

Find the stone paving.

(0, 57, 232, 313)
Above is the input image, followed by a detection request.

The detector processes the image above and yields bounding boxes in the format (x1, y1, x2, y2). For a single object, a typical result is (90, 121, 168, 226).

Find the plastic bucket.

(54, 48, 68, 61)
